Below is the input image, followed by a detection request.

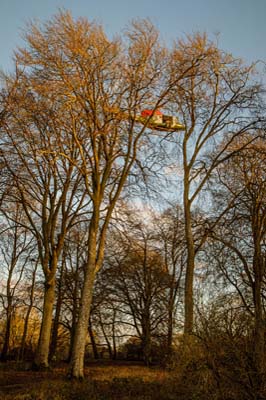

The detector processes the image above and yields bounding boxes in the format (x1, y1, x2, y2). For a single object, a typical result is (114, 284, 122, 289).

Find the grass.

(0, 360, 178, 400)
(1, 357, 262, 399)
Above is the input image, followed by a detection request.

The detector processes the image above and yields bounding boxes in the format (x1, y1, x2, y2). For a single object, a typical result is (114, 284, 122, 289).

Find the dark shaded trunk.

(250, 209, 265, 384)
(99, 313, 113, 359)
(253, 248, 265, 379)
(167, 302, 174, 355)
(88, 319, 99, 359)
(68, 324, 76, 363)
(112, 310, 117, 360)
(19, 306, 32, 361)
(49, 293, 62, 361)
(142, 314, 151, 366)
(49, 259, 65, 361)
(19, 263, 37, 361)
(67, 267, 79, 363)
(0, 304, 12, 362)
(183, 171, 195, 336)
(184, 247, 195, 335)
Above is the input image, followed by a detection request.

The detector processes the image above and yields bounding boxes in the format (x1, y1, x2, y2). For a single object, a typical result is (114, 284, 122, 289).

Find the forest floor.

(0, 360, 184, 400)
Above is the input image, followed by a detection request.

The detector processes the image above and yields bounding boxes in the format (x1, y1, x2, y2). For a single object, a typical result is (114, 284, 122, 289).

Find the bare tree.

(1, 49, 88, 368)
(167, 34, 262, 334)
(12, 13, 191, 378)
(0, 204, 34, 361)
(153, 205, 186, 355)
(209, 138, 266, 383)
(96, 211, 171, 365)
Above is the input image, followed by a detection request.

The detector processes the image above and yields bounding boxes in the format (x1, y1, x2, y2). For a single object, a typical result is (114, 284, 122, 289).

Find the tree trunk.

(49, 259, 65, 361)
(167, 302, 174, 355)
(142, 334, 151, 366)
(69, 262, 96, 378)
(253, 249, 265, 378)
(68, 323, 76, 363)
(49, 291, 62, 362)
(99, 314, 113, 359)
(183, 174, 195, 336)
(19, 263, 37, 361)
(34, 279, 55, 368)
(142, 314, 151, 366)
(88, 319, 99, 359)
(112, 310, 117, 360)
(20, 304, 33, 361)
(0, 304, 12, 362)
(254, 311, 264, 375)
(67, 267, 79, 363)
(184, 247, 195, 335)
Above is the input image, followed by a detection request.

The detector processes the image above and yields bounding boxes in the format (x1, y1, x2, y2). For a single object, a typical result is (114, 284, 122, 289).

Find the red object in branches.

(141, 109, 163, 117)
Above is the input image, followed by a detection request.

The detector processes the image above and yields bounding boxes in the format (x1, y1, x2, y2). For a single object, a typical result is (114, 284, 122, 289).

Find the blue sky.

(0, 0, 265, 72)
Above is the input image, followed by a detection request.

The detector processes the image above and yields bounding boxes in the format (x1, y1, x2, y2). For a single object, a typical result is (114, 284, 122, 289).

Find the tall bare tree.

(153, 205, 186, 355)
(69, 15, 200, 376)
(9, 12, 192, 378)
(167, 34, 262, 334)
(97, 217, 169, 365)
(1, 43, 88, 367)
(209, 137, 266, 382)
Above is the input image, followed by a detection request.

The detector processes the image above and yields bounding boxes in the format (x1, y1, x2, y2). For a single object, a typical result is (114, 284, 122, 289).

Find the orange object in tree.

(138, 109, 185, 132)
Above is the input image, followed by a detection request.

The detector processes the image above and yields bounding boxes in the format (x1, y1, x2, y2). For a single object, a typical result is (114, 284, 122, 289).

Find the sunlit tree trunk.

(34, 276, 56, 368)
(69, 266, 96, 377)
(34, 254, 59, 368)
(69, 222, 97, 379)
